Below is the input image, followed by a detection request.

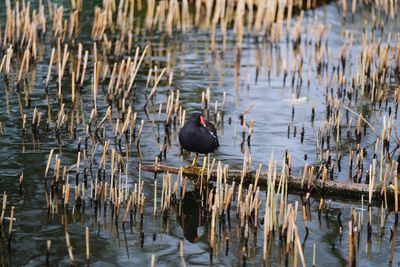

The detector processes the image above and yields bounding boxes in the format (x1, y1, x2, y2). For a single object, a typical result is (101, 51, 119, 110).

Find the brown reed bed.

(0, 0, 399, 266)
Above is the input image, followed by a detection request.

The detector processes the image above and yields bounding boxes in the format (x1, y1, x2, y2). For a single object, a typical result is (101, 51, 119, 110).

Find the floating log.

(141, 164, 397, 206)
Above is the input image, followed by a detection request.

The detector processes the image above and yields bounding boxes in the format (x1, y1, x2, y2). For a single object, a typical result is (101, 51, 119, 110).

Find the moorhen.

(179, 112, 219, 165)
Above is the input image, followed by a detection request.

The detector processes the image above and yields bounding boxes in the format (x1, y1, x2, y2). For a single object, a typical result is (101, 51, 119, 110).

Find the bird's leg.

(198, 154, 208, 184)
(192, 153, 199, 167)
(183, 153, 199, 173)
(202, 154, 208, 173)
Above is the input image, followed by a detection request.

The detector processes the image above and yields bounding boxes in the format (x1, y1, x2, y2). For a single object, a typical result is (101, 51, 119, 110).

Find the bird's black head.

(189, 112, 206, 127)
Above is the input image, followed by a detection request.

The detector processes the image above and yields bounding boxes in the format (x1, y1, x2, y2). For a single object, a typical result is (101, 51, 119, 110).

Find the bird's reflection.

(173, 190, 206, 243)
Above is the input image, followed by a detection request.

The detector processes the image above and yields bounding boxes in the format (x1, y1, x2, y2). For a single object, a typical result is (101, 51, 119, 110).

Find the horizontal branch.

(141, 164, 397, 206)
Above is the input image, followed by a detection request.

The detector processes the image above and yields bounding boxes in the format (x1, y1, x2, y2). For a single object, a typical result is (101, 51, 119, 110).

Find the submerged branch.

(141, 164, 396, 205)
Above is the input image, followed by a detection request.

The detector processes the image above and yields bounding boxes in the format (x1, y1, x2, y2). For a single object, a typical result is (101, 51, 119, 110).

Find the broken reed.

(0, 0, 399, 266)
(4, 0, 397, 157)
(42, 143, 319, 266)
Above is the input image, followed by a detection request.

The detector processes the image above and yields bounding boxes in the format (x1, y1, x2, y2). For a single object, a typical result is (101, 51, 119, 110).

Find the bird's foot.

(182, 164, 206, 176)
(183, 164, 198, 172)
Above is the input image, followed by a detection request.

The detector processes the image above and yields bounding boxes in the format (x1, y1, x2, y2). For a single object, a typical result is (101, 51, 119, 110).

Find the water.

(0, 0, 400, 266)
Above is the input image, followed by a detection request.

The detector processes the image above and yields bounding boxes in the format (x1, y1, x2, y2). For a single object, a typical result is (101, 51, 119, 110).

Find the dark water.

(0, 0, 400, 266)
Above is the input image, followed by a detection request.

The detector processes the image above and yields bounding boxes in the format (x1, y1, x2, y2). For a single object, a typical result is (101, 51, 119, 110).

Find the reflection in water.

(0, 0, 399, 266)
(173, 190, 206, 243)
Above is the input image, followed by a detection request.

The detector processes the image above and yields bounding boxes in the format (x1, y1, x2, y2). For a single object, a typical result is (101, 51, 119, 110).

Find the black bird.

(179, 113, 219, 165)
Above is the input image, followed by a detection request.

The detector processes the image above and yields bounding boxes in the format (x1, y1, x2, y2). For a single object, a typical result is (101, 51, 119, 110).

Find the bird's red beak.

(200, 115, 206, 127)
